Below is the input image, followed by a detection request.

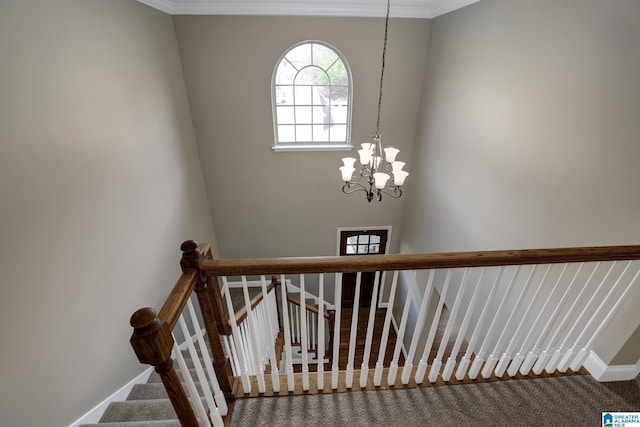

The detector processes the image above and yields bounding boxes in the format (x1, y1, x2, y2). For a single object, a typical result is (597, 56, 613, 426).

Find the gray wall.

(173, 16, 430, 260)
(0, 1, 216, 426)
(400, 0, 640, 365)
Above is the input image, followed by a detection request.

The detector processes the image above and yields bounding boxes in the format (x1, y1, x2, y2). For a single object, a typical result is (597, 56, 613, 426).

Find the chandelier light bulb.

(373, 172, 390, 189)
(358, 148, 373, 165)
(340, 166, 355, 182)
(393, 170, 409, 186)
(383, 147, 400, 163)
(342, 157, 357, 168)
(391, 161, 405, 173)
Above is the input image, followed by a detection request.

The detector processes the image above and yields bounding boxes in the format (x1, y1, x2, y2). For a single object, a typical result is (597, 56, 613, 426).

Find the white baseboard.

(584, 351, 640, 382)
(68, 367, 153, 427)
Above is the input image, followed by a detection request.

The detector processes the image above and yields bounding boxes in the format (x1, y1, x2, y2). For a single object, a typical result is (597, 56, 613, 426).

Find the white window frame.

(271, 40, 353, 152)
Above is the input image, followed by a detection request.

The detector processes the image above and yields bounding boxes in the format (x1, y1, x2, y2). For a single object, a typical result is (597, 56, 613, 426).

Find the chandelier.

(339, 0, 408, 202)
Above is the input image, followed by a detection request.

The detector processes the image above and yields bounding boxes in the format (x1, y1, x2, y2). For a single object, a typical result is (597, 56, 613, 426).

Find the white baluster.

(556, 262, 614, 372)
(360, 271, 381, 388)
(221, 277, 251, 393)
(279, 275, 295, 392)
(346, 272, 362, 388)
(519, 264, 570, 375)
(172, 337, 219, 427)
(241, 276, 266, 392)
(225, 335, 240, 377)
(492, 265, 538, 378)
(543, 263, 601, 374)
(317, 274, 325, 390)
(454, 268, 487, 380)
(531, 264, 585, 375)
(570, 262, 638, 371)
(506, 265, 552, 376)
(414, 270, 448, 384)
(388, 270, 417, 386)
(331, 272, 343, 390)
(466, 267, 505, 380)
(430, 269, 471, 383)
(299, 274, 310, 391)
(186, 299, 228, 415)
(374, 271, 399, 386)
(404, 269, 437, 385)
(178, 315, 219, 420)
(310, 310, 315, 354)
(478, 266, 522, 379)
(260, 276, 280, 393)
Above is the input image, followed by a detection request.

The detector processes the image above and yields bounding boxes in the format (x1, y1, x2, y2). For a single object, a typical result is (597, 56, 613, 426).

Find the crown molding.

(136, 0, 482, 18)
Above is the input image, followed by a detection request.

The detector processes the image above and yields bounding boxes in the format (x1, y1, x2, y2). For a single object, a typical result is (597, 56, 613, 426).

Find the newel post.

(130, 308, 199, 427)
(180, 240, 235, 399)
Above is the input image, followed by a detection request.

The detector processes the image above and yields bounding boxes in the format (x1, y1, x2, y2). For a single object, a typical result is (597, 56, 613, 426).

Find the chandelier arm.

(377, 186, 403, 199)
(341, 181, 372, 195)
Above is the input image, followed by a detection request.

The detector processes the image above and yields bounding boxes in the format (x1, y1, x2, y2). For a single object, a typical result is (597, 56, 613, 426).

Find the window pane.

(296, 67, 329, 86)
(295, 106, 312, 124)
(358, 235, 369, 244)
(330, 125, 347, 142)
(369, 244, 380, 253)
(275, 60, 296, 85)
(331, 106, 347, 124)
(347, 236, 358, 244)
(313, 106, 329, 125)
(314, 86, 330, 105)
(370, 235, 381, 243)
(328, 59, 348, 86)
(331, 86, 349, 105)
(296, 125, 312, 141)
(358, 245, 368, 254)
(294, 86, 312, 105)
(278, 125, 296, 142)
(313, 43, 339, 69)
(275, 86, 294, 105)
(277, 106, 295, 124)
(346, 244, 357, 254)
(286, 44, 312, 70)
(313, 125, 329, 142)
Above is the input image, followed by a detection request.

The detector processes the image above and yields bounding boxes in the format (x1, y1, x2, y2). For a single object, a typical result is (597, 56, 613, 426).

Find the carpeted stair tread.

(128, 381, 208, 400)
(80, 421, 181, 427)
(99, 399, 178, 423)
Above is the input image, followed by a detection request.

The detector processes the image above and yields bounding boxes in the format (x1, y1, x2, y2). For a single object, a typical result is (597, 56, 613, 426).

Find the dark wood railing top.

(234, 282, 276, 325)
(287, 295, 332, 320)
(200, 245, 640, 276)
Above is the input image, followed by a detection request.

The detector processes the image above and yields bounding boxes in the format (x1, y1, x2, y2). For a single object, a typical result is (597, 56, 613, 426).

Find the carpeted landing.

(230, 374, 640, 426)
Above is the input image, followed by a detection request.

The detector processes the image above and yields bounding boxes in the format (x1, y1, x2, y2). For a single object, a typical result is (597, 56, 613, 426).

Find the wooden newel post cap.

(130, 307, 160, 333)
(130, 307, 174, 366)
(180, 240, 199, 256)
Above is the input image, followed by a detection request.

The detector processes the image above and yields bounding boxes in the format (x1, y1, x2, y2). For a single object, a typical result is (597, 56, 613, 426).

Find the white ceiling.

(137, 0, 482, 18)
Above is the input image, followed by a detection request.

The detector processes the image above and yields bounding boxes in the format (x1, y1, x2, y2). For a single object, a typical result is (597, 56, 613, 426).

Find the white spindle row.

(214, 260, 640, 394)
(167, 296, 228, 426)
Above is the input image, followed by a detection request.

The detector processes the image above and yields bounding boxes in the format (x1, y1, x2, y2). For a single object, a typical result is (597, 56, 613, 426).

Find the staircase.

(107, 241, 640, 426)
(80, 350, 213, 427)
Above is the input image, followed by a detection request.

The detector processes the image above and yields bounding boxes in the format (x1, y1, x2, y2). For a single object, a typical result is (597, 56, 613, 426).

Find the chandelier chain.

(375, 0, 391, 135)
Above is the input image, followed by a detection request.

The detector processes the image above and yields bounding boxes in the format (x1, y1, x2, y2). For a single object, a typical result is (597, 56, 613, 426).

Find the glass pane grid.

(274, 42, 351, 147)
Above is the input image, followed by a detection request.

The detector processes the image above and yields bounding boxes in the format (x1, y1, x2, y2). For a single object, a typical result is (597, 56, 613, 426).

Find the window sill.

(273, 144, 353, 152)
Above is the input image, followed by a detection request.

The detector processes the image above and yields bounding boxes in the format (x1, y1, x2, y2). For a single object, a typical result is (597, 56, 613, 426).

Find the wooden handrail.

(287, 295, 332, 320)
(234, 282, 277, 325)
(157, 270, 198, 330)
(199, 245, 640, 276)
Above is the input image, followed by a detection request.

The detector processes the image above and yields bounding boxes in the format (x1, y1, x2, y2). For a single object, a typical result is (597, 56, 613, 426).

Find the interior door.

(339, 229, 388, 308)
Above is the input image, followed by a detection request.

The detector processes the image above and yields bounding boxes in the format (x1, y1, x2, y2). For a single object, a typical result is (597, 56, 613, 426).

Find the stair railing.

(129, 242, 232, 427)
(131, 242, 640, 426)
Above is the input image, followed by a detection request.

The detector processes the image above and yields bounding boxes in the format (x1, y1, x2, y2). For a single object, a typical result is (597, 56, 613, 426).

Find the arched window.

(272, 41, 352, 151)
